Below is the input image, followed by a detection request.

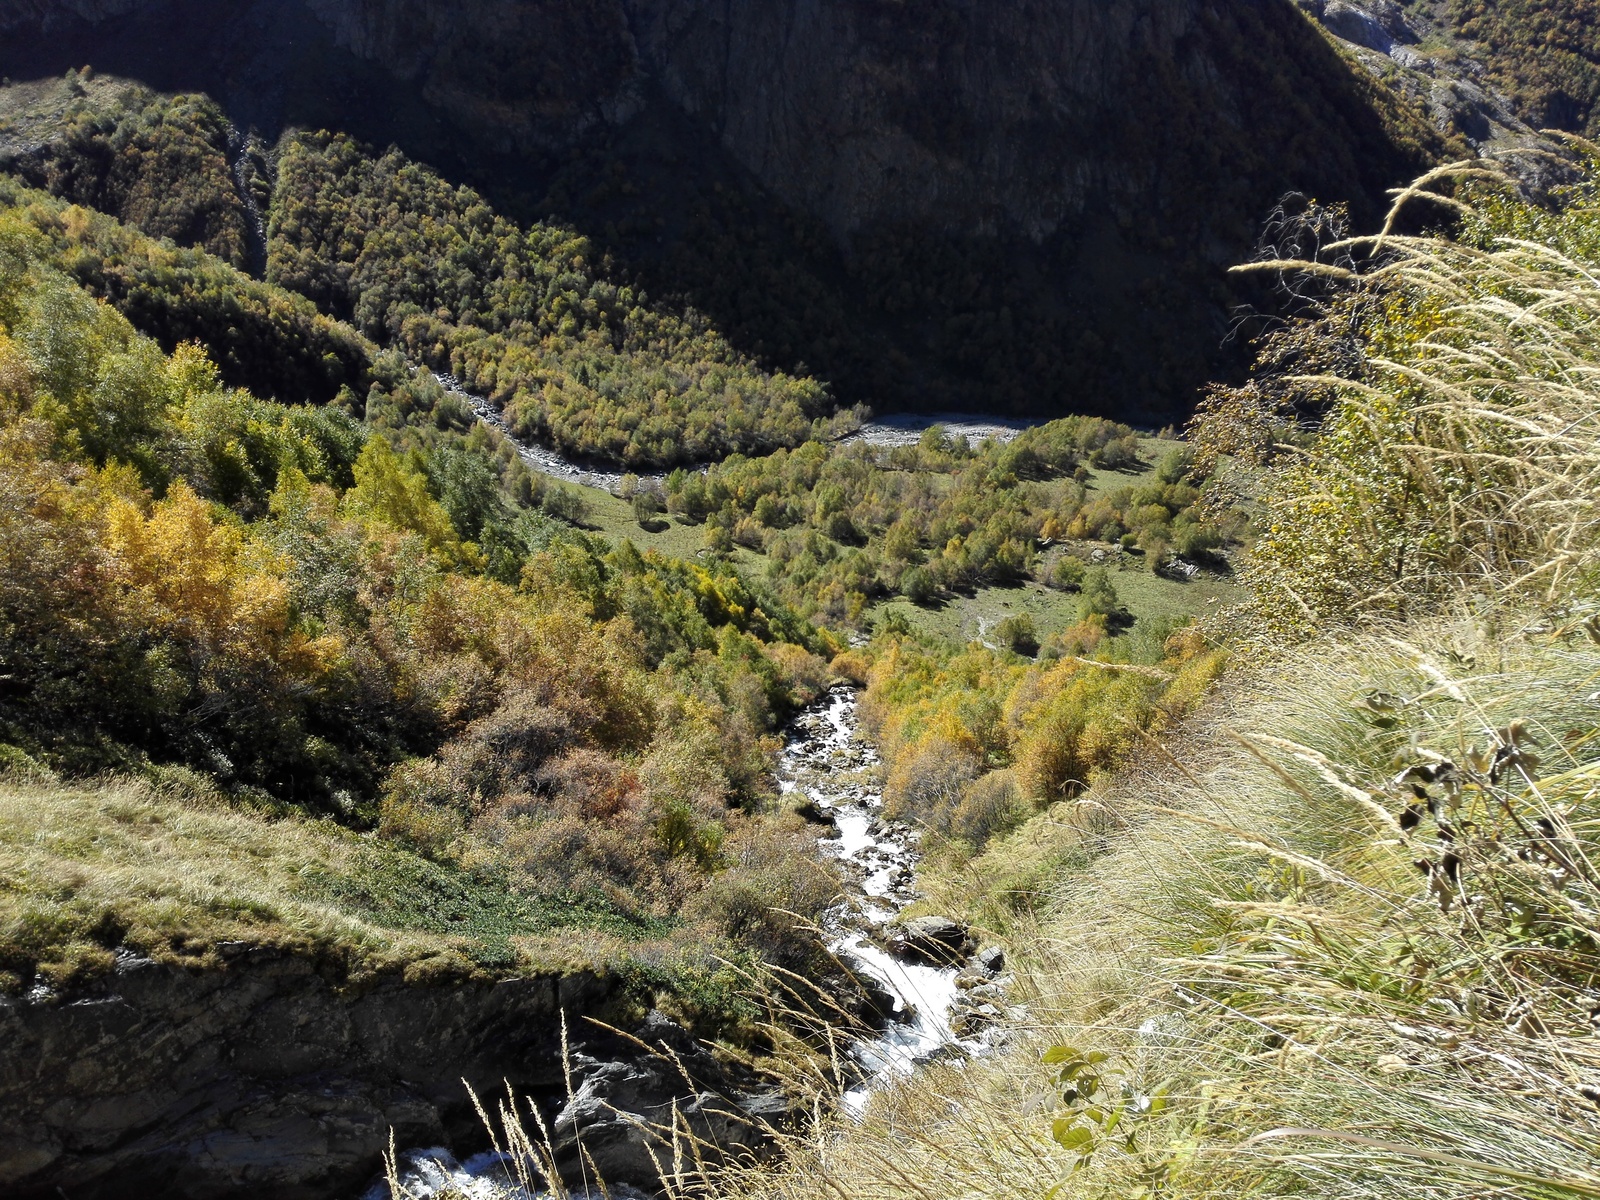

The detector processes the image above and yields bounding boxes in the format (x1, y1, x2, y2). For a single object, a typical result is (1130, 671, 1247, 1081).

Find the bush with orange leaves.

(864, 625, 1226, 854)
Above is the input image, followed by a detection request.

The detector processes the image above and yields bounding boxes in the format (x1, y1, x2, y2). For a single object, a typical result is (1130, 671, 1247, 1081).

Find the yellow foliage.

(865, 624, 1229, 839)
(0, 333, 34, 416)
(165, 339, 222, 398)
(104, 481, 293, 658)
(343, 436, 466, 563)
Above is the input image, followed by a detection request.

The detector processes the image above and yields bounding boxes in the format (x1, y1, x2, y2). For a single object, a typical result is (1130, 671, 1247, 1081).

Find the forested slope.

(0, 190, 849, 1008)
(0, 0, 1452, 430)
(1446, 0, 1600, 135)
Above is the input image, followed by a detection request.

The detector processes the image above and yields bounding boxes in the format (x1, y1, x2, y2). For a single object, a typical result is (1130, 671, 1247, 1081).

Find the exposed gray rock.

(1321, 1, 1393, 54)
(893, 916, 976, 966)
(840, 952, 903, 1022)
(0, 951, 615, 1199)
(550, 1014, 794, 1187)
(950, 1002, 1003, 1039)
(1369, 1, 1418, 42)
(1389, 44, 1430, 72)
(976, 945, 1006, 975)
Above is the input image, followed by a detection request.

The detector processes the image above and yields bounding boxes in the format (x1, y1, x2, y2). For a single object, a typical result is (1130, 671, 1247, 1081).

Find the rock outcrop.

(0, 949, 796, 1199)
(0, 949, 612, 1199)
(551, 1012, 794, 1186)
(892, 915, 976, 966)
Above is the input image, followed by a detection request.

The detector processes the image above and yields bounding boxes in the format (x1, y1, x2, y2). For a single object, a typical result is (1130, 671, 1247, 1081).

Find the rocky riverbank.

(0, 689, 1005, 1200)
(370, 687, 1010, 1198)
(778, 687, 1008, 1106)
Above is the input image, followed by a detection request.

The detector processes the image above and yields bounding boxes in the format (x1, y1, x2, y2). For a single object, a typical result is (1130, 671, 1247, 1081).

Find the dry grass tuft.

(1206, 163, 1600, 635)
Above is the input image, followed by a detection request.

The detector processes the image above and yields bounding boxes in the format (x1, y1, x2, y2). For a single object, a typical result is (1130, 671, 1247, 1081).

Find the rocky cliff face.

(629, 0, 1248, 239)
(254, 0, 1437, 243)
(299, 0, 642, 152)
(0, 951, 609, 1198)
(0, 0, 1443, 421)
(1, 948, 788, 1199)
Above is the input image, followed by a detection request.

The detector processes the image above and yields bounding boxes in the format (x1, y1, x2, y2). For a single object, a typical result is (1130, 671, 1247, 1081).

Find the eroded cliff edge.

(0, 952, 610, 1198)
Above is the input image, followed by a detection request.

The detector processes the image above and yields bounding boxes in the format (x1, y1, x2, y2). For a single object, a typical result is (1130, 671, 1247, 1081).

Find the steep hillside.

(0, 0, 1446, 428)
(703, 158, 1600, 1200)
(1287, 0, 1597, 161)
(1443, 0, 1600, 135)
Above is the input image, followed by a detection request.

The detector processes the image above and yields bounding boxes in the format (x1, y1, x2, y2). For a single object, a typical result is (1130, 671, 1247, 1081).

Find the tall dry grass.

(716, 614, 1600, 1199)
(711, 167, 1600, 1200)
(1213, 160, 1600, 631)
(396, 167, 1600, 1200)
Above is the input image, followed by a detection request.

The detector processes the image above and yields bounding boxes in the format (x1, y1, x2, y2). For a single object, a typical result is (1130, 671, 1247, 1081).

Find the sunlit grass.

(0, 772, 636, 992)
(715, 613, 1600, 1200)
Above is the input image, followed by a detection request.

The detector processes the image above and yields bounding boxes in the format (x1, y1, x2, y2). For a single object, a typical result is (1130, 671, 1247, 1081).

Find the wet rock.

(551, 1017, 792, 1188)
(893, 916, 976, 966)
(794, 798, 837, 827)
(840, 954, 902, 1022)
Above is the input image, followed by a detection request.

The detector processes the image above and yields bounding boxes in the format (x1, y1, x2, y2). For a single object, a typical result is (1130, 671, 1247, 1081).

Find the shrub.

(1216, 162, 1600, 634)
(1051, 556, 1086, 592)
(901, 565, 937, 605)
(994, 613, 1038, 656)
(1077, 568, 1120, 622)
(883, 733, 982, 830)
(1154, 444, 1195, 485)
(949, 769, 1030, 850)
(687, 825, 836, 971)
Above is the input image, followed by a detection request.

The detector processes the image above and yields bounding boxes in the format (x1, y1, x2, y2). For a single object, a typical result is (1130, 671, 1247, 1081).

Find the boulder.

(552, 1070, 787, 1186)
(839, 953, 902, 1022)
(975, 945, 1006, 975)
(794, 798, 838, 827)
(892, 916, 975, 966)
(1320, 2, 1392, 54)
(951, 1002, 1003, 1039)
(549, 1014, 793, 1188)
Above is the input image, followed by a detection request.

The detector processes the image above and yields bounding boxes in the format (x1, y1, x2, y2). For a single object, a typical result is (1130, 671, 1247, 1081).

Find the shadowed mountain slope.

(0, 0, 1445, 425)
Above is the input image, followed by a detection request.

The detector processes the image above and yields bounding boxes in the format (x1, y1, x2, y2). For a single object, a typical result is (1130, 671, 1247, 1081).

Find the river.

(374, 686, 1005, 1199)
(435, 373, 1035, 496)
(777, 686, 996, 1110)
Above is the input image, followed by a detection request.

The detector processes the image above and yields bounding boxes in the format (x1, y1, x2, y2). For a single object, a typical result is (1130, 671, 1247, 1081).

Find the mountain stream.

(779, 686, 997, 1110)
(373, 687, 1004, 1199)
(437, 374, 1032, 499)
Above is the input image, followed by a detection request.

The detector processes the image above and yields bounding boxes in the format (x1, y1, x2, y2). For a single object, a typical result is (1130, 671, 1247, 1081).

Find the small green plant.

(1043, 1045, 1184, 1199)
(1078, 567, 1121, 622)
(1052, 556, 1086, 592)
(656, 801, 725, 872)
(879, 608, 915, 638)
(901, 566, 937, 606)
